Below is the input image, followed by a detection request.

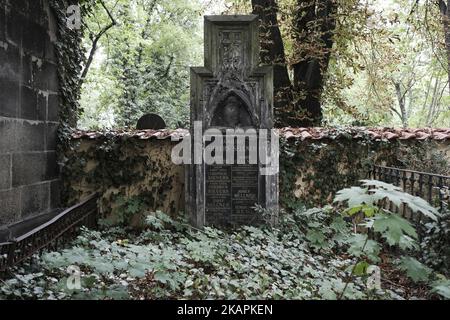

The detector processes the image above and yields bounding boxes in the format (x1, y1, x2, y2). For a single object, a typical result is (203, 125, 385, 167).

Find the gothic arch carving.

(207, 88, 258, 128)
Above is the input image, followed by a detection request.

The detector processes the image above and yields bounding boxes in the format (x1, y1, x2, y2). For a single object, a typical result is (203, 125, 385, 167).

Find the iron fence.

(0, 194, 99, 273)
(370, 165, 450, 221)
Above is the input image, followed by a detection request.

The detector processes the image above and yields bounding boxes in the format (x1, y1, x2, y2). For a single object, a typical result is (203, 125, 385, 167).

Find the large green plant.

(334, 179, 449, 299)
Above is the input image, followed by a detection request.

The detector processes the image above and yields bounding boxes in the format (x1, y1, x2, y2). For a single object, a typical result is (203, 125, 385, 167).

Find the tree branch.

(79, 0, 117, 87)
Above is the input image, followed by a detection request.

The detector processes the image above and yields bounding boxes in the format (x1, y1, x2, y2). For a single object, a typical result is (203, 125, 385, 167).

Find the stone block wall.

(0, 0, 60, 225)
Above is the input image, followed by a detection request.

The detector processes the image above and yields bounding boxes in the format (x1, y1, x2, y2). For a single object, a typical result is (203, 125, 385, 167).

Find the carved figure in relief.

(211, 95, 253, 128)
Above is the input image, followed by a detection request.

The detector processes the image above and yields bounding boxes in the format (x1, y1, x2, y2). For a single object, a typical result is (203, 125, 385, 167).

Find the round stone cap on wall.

(136, 114, 167, 130)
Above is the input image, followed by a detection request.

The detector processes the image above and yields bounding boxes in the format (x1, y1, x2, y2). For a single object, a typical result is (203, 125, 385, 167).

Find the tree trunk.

(439, 0, 450, 93)
(251, 0, 292, 127)
(426, 76, 440, 127)
(394, 82, 408, 128)
(252, 0, 337, 127)
(292, 0, 337, 127)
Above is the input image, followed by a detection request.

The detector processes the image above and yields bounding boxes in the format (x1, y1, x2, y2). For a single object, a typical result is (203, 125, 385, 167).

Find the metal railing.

(370, 165, 450, 219)
(0, 194, 99, 273)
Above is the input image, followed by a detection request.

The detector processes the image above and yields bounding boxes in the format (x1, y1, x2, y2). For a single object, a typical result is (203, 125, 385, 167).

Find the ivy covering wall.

(63, 130, 450, 226)
(280, 137, 449, 209)
(48, 0, 86, 173)
(63, 136, 184, 226)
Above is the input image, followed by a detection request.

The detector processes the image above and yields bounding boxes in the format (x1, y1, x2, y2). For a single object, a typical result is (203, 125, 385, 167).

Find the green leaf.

(346, 205, 364, 215)
(398, 235, 418, 250)
(318, 279, 337, 300)
(361, 206, 377, 217)
(346, 234, 381, 263)
(371, 189, 439, 221)
(93, 262, 115, 275)
(353, 261, 370, 276)
(82, 275, 97, 289)
(330, 216, 349, 233)
(334, 187, 375, 207)
(146, 214, 164, 230)
(129, 268, 146, 278)
(360, 180, 402, 191)
(355, 180, 439, 221)
(431, 279, 450, 299)
(42, 252, 67, 268)
(403, 195, 439, 221)
(306, 229, 327, 249)
(372, 189, 404, 207)
(103, 285, 130, 300)
(373, 213, 417, 246)
(397, 256, 432, 283)
(154, 271, 171, 284)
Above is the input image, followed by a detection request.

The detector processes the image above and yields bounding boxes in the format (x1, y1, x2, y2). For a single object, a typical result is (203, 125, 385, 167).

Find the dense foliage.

(227, 0, 450, 127)
(76, 0, 449, 129)
(322, 0, 450, 128)
(1, 181, 449, 300)
(78, 0, 204, 129)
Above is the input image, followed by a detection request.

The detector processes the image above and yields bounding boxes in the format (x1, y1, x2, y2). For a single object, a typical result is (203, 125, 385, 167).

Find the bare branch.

(79, 0, 117, 87)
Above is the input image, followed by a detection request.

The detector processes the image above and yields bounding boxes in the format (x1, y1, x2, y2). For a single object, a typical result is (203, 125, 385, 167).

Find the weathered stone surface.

(32, 60, 58, 92)
(0, 189, 20, 225)
(16, 121, 45, 151)
(63, 138, 185, 218)
(44, 32, 56, 62)
(0, 79, 19, 117)
(45, 151, 59, 179)
(45, 122, 58, 150)
(28, 0, 46, 26)
(23, 19, 46, 57)
(20, 182, 50, 218)
(0, 44, 20, 81)
(47, 93, 59, 121)
(5, 9, 24, 45)
(0, 4, 5, 41)
(50, 179, 61, 208)
(0, 153, 11, 190)
(37, 90, 47, 120)
(65, 131, 450, 223)
(12, 152, 46, 187)
(187, 15, 278, 227)
(9, 0, 29, 15)
(19, 85, 39, 120)
(3, 210, 59, 241)
(44, 2, 57, 63)
(0, 118, 16, 152)
(21, 53, 32, 85)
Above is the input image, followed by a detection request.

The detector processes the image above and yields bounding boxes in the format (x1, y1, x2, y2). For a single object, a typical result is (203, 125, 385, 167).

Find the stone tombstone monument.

(186, 15, 278, 227)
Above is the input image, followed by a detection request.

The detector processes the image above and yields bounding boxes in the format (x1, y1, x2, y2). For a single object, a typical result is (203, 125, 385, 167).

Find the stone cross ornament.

(186, 15, 278, 228)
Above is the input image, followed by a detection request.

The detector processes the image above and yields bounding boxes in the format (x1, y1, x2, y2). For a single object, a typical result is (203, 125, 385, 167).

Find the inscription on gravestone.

(186, 15, 278, 227)
(205, 149, 259, 219)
